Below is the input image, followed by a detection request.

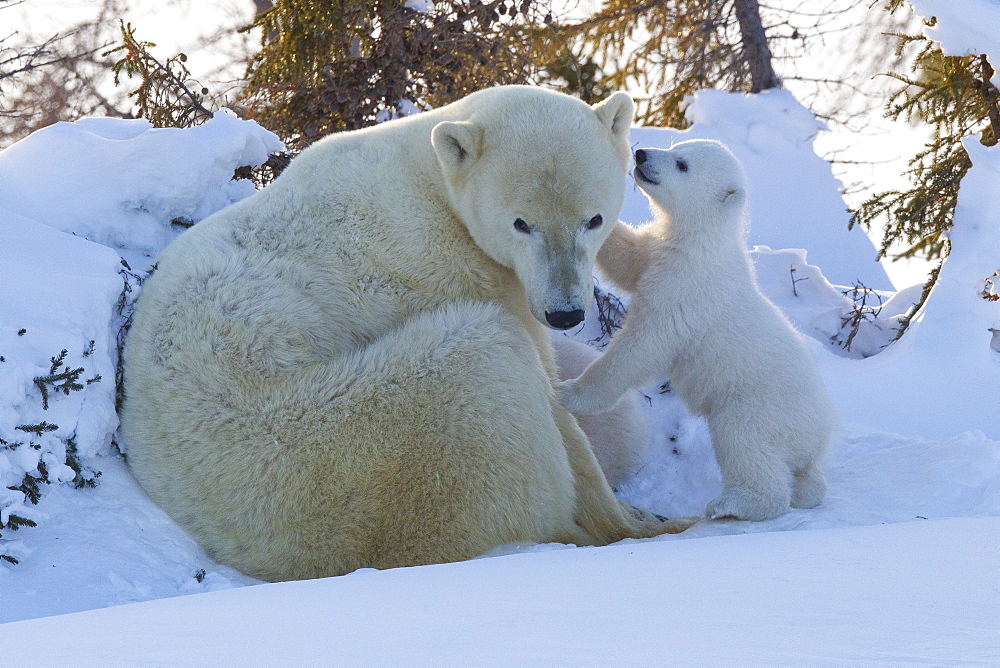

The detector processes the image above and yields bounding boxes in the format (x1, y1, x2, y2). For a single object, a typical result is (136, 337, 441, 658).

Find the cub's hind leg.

(791, 463, 827, 509)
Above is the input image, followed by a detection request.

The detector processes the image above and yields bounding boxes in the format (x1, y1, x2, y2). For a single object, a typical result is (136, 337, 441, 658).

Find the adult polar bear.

(121, 86, 692, 582)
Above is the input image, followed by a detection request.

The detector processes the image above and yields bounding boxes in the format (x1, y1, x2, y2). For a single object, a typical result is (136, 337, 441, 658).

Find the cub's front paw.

(558, 379, 601, 415)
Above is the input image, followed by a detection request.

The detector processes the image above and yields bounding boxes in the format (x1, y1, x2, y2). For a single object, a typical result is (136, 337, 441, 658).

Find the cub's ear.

(591, 92, 634, 140)
(432, 121, 484, 179)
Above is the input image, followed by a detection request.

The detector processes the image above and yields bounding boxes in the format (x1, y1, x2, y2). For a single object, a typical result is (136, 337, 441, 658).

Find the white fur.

(121, 86, 696, 582)
(551, 337, 648, 489)
(561, 139, 837, 521)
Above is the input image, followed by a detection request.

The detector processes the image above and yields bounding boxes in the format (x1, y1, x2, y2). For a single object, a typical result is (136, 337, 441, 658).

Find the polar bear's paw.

(706, 487, 789, 522)
(558, 379, 606, 415)
(622, 501, 700, 535)
(659, 515, 702, 534)
(622, 502, 667, 524)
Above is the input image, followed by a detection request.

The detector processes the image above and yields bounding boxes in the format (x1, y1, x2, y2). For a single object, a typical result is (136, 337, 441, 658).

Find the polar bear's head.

(632, 139, 747, 230)
(432, 87, 633, 330)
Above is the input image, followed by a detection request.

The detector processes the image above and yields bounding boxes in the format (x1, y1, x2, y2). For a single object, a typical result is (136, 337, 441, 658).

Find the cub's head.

(432, 87, 633, 330)
(632, 139, 747, 228)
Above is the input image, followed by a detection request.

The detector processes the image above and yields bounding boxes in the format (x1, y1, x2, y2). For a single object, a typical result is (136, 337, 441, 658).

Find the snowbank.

(0, 211, 124, 565)
(749, 246, 909, 359)
(0, 458, 255, 623)
(820, 139, 1000, 439)
(0, 110, 282, 263)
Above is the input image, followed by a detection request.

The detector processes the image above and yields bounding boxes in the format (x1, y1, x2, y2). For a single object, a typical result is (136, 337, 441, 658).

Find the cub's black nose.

(634, 149, 648, 165)
(545, 309, 585, 330)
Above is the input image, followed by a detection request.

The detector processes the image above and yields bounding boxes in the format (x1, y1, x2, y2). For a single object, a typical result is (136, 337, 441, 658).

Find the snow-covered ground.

(1, 4, 998, 661)
(4, 517, 998, 665)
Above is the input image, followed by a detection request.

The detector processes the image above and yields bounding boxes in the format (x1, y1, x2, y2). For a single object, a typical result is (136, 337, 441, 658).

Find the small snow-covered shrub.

(1, 339, 112, 565)
(0, 111, 283, 568)
(0, 212, 124, 567)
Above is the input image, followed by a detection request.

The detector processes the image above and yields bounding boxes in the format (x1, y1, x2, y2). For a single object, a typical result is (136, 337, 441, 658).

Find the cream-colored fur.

(121, 86, 695, 582)
(561, 139, 836, 521)
(551, 337, 648, 489)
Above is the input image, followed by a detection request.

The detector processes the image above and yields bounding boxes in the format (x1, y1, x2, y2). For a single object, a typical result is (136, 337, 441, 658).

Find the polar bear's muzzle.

(633, 148, 662, 186)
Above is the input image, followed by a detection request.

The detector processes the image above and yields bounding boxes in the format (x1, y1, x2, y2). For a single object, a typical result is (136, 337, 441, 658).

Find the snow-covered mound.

(0, 458, 255, 623)
(0, 213, 124, 566)
(0, 110, 282, 262)
(749, 246, 912, 359)
(771, 0, 1000, 439)
(626, 89, 893, 291)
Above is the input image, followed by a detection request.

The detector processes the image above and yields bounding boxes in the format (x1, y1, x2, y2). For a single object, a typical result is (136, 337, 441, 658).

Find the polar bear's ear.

(432, 121, 484, 177)
(592, 92, 634, 140)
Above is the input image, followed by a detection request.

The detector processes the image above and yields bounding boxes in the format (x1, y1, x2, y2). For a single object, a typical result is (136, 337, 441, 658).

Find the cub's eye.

(586, 214, 603, 230)
(513, 218, 532, 234)
(675, 158, 689, 172)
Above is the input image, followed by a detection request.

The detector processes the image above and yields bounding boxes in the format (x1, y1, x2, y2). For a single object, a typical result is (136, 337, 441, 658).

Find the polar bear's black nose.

(634, 149, 647, 165)
(545, 309, 585, 330)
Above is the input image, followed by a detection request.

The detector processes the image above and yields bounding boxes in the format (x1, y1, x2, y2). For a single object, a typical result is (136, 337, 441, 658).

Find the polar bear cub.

(560, 139, 836, 521)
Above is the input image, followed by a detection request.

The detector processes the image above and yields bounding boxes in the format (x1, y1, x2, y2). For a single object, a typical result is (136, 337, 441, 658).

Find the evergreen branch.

(15, 421, 58, 437)
(103, 20, 213, 127)
(850, 4, 994, 267)
(32, 349, 84, 410)
(976, 55, 1000, 145)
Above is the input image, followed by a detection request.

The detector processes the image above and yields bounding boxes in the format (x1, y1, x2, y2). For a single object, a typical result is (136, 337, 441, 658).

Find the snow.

(4, 518, 998, 665)
(1, 68, 998, 661)
(0, 458, 255, 623)
(0, 211, 124, 566)
(404, 0, 434, 13)
(911, 0, 1000, 87)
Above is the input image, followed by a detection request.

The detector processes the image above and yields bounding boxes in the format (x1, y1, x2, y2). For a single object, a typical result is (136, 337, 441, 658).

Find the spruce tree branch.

(979, 55, 1000, 146)
(135, 48, 212, 121)
(550, 0, 667, 35)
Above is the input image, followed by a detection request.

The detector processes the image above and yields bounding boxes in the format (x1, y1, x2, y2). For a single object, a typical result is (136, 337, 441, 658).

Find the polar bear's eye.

(675, 158, 689, 172)
(586, 214, 603, 230)
(513, 218, 532, 234)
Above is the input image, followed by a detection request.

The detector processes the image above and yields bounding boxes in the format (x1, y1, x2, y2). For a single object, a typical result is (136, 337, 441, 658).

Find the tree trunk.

(733, 0, 781, 93)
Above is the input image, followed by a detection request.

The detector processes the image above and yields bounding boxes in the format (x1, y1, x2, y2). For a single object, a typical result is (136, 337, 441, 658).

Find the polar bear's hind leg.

(704, 420, 792, 521)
